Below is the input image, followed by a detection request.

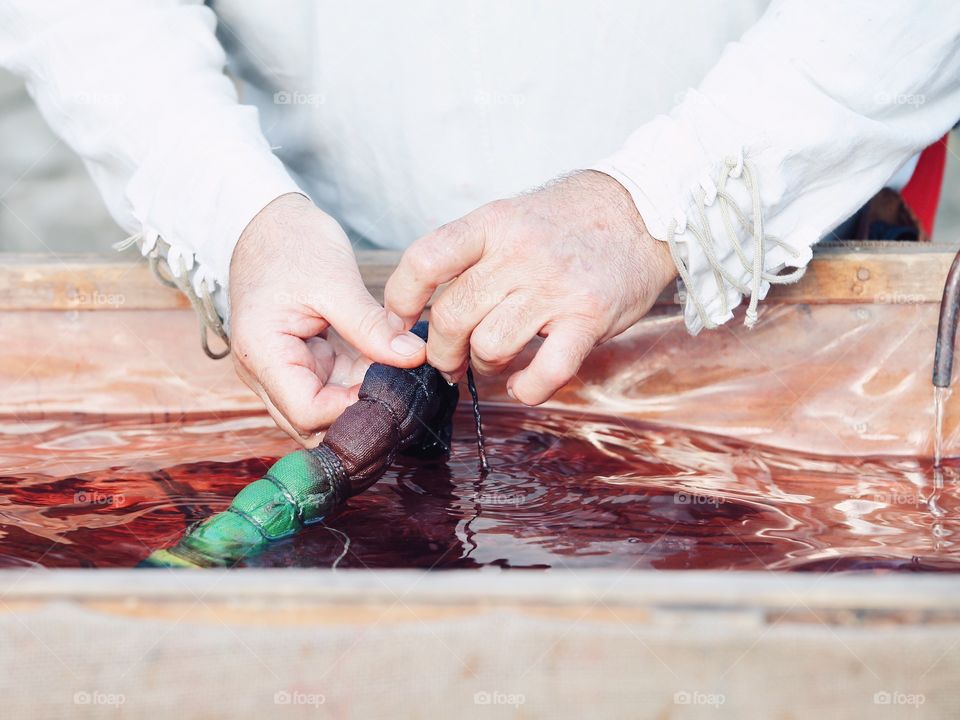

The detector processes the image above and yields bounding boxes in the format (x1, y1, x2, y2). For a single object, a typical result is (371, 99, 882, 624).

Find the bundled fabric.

(141, 322, 458, 568)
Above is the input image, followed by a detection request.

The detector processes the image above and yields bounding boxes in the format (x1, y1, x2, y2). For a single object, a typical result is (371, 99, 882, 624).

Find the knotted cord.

(665, 156, 807, 330)
(115, 233, 230, 359)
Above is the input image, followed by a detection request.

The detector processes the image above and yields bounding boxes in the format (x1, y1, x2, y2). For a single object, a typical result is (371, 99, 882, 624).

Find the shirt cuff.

(591, 89, 814, 335)
(125, 104, 303, 327)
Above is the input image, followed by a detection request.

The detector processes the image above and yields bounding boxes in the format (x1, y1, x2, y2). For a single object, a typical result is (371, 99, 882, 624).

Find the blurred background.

(0, 70, 124, 254)
(1, 68, 958, 255)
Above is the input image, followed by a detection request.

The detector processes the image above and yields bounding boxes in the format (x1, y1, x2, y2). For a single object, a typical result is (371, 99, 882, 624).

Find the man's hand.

(384, 171, 677, 405)
(230, 193, 427, 445)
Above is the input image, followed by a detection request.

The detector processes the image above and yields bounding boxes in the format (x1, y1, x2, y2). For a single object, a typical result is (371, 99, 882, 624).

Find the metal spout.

(933, 249, 960, 388)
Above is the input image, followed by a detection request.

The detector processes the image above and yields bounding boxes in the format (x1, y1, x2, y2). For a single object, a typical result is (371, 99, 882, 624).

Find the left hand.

(384, 170, 677, 405)
(230, 193, 426, 446)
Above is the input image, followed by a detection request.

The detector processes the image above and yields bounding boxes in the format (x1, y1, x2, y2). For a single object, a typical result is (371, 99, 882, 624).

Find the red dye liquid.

(0, 405, 956, 570)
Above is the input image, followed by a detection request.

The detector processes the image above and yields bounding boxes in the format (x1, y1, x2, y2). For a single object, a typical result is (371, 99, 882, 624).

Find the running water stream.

(935, 386, 952, 466)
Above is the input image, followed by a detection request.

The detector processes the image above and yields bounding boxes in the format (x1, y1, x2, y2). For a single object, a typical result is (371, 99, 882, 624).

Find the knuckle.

(354, 303, 387, 340)
(470, 335, 505, 366)
(471, 317, 519, 363)
(483, 198, 514, 223)
(433, 217, 473, 247)
(577, 290, 607, 319)
(447, 271, 489, 312)
(428, 302, 463, 339)
(405, 241, 443, 280)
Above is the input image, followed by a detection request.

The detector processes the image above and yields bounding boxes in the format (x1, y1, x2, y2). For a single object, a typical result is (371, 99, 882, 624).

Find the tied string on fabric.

(140, 321, 459, 568)
(140, 322, 492, 568)
(116, 231, 489, 476)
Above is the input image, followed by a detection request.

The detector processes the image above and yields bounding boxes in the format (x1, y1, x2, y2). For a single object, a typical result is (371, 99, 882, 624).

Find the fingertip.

(296, 432, 323, 450)
(383, 276, 425, 327)
(348, 384, 361, 405)
(505, 373, 531, 405)
(389, 331, 427, 359)
(506, 368, 555, 407)
(508, 325, 595, 406)
(277, 378, 355, 436)
(426, 348, 468, 377)
(330, 297, 426, 368)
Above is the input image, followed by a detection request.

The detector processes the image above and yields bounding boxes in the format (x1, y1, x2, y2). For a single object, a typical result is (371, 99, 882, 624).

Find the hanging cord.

(114, 234, 230, 359)
(465, 366, 490, 474)
(665, 156, 807, 331)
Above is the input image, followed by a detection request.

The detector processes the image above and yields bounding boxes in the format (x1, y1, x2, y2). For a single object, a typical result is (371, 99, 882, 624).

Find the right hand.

(228, 193, 427, 446)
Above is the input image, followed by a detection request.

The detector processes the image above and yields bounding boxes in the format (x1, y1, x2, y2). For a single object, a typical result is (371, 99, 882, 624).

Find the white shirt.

(1, 0, 958, 331)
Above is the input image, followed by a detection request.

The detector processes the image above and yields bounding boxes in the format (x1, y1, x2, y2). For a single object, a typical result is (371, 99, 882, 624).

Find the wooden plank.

(0, 246, 955, 310)
(0, 254, 190, 311)
(753, 242, 956, 306)
(4, 568, 960, 612)
(1, 571, 957, 720)
(0, 251, 400, 311)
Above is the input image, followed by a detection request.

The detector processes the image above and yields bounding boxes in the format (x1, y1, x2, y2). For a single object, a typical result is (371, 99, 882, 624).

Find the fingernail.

(391, 332, 426, 356)
(440, 371, 456, 385)
(386, 311, 406, 333)
(506, 387, 516, 400)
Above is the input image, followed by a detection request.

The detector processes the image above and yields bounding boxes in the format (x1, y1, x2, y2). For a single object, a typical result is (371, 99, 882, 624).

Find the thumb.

(323, 281, 426, 367)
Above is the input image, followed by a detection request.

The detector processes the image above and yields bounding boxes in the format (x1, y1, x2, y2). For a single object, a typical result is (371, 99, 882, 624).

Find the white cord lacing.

(114, 233, 230, 359)
(665, 155, 807, 330)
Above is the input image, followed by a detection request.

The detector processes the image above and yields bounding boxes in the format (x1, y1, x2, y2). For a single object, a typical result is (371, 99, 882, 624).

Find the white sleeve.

(592, 0, 960, 334)
(0, 0, 301, 324)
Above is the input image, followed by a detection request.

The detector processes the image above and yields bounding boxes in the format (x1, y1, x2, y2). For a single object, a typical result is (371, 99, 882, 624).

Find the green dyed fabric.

(140, 321, 458, 569)
(142, 447, 347, 568)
